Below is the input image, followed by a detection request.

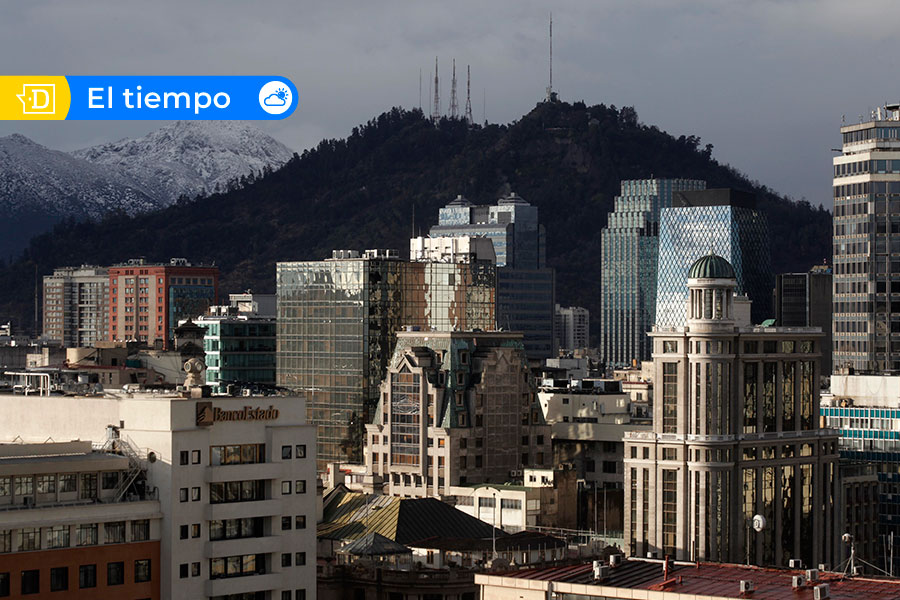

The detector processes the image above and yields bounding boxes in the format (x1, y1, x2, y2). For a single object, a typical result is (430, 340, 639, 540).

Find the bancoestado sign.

(196, 401, 279, 426)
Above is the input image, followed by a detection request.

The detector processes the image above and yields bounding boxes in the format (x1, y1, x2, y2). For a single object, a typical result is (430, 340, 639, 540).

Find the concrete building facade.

(362, 331, 551, 498)
(42, 266, 109, 348)
(555, 305, 590, 353)
(0, 391, 317, 600)
(775, 266, 833, 373)
(623, 254, 839, 568)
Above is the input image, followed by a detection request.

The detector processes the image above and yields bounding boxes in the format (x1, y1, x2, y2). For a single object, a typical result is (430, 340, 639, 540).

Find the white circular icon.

(259, 81, 293, 115)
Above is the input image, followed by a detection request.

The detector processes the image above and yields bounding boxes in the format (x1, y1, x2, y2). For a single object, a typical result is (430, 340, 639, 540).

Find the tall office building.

(430, 193, 555, 359)
(775, 266, 833, 373)
(623, 254, 839, 567)
(554, 304, 590, 352)
(277, 249, 497, 470)
(833, 105, 900, 372)
(600, 179, 707, 366)
(42, 266, 110, 347)
(655, 189, 772, 329)
(108, 258, 218, 348)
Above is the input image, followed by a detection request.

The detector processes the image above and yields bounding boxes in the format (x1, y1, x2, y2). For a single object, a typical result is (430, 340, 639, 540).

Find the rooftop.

(479, 558, 900, 599)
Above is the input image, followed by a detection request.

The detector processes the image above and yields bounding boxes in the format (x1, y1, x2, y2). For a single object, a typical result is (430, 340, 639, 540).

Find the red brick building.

(108, 258, 218, 348)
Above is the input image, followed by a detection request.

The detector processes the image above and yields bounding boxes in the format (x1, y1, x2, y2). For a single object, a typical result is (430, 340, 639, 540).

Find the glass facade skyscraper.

(655, 189, 771, 329)
(600, 179, 706, 366)
(833, 108, 900, 372)
(277, 250, 496, 470)
(430, 193, 555, 359)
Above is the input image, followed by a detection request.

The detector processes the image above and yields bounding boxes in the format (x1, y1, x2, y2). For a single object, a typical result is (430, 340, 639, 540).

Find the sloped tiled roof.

(318, 490, 503, 544)
(337, 532, 411, 556)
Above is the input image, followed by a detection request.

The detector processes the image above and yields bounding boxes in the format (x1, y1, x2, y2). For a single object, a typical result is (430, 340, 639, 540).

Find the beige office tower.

(623, 253, 840, 567)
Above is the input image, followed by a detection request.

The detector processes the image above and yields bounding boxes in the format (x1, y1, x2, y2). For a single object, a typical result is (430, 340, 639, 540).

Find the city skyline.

(2, 1, 899, 210)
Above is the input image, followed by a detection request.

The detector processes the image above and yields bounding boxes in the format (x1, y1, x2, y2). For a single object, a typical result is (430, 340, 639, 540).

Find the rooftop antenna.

(483, 88, 486, 124)
(465, 65, 473, 125)
(428, 66, 433, 121)
(450, 59, 459, 119)
(431, 57, 441, 121)
(419, 68, 422, 111)
(546, 12, 554, 102)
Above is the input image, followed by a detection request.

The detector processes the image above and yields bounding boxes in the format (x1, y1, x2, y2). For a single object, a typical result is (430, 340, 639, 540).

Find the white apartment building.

(0, 391, 316, 600)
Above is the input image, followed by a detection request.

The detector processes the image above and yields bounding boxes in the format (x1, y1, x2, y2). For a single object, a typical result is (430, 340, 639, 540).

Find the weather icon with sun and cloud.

(258, 80, 293, 115)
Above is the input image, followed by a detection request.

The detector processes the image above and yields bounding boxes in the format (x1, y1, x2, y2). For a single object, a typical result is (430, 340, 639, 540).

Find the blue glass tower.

(655, 189, 772, 328)
(600, 179, 706, 366)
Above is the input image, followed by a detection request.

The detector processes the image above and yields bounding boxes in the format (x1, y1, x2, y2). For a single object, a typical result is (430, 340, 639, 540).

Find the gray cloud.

(2, 0, 897, 208)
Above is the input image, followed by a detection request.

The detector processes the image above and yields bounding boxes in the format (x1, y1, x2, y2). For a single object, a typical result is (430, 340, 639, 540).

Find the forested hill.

(0, 101, 831, 336)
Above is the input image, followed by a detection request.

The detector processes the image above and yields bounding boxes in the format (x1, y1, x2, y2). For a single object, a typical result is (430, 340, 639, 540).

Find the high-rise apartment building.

(277, 249, 497, 470)
(554, 304, 590, 352)
(430, 193, 555, 359)
(108, 258, 218, 348)
(363, 331, 551, 497)
(601, 179, 707, 366)
(624, 254, 839, 567)
(655, 188, 772, 329)
(775, 266, 833, 373)
(42, 265, 109, 347)
(833, 106, 900, 372)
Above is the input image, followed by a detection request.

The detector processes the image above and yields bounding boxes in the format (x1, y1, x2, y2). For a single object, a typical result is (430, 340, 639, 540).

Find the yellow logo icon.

(17, 83, 56, 115)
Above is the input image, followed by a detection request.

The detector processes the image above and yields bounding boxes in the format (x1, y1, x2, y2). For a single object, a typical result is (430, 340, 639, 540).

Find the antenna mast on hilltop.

(450, 59, 459, 119)
(431, 57, 441, 121)
(419, 68, 422, 111)
(546, 13, 556, 102)
(465, 65, 473, 125)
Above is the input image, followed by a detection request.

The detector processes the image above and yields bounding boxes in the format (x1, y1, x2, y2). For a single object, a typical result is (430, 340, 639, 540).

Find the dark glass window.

(50, 567, 68, 592)
(21, 570, 39, 595)
(134, 559, 151, 583)
(107, 562, 124, 586)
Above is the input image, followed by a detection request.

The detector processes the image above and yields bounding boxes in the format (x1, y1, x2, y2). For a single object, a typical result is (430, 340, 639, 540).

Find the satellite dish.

(752, 514, 767, 532)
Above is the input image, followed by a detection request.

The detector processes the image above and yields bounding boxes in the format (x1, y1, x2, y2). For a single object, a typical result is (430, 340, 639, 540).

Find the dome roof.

(688, 252, 735, 279)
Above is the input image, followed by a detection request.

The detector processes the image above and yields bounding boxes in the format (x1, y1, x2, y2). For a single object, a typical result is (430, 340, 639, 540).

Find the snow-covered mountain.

(0, 122, 294, 257)
(0, 133, 159, 218)
(72, 121, 295, 202)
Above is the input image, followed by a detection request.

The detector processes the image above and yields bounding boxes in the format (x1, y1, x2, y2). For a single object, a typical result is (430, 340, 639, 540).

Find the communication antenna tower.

(431, 57, 441, 121)
(419, 68, 422, 111)
(450, 59, 459, 119)
(465, 65, 473, 125)
(546, 13, 556, 102)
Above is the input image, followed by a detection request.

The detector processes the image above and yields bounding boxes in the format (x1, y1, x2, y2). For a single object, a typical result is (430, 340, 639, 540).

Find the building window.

(14, 475, 33, 497)
(0, 572, 8, 597)
(282, 481, 292, 495)
(21, 569, 39, 595)
(192, 450, 201, 464)
(210, 444, 266, 466)
(132, 520, 150, 542)
(282, 553, 292, 567)
(134, 559, 151, 583)
(36, 475, 56, 494)
(391, 369, 422, 466)
(662, 469, 678, 557)
(209, 554, 265, 579)
(107, 562, 124, 586)
(295, 552, 306, 566)
(296, 444, 306, 458)
(663, 340, 678, 353)
(50, 567, 68, 592)
(76, 524, 97, 546)
(19, 528, 40, 551)
(295, 515, 306, 529)
(59, 474, 76, 493)
(0, 530, 9, 553)
(78, 565, 96, 589)
(282, 445, 292, 460)
(179, 564, 188, 579)
(191, 562, 200, 577)
(210, 518, 264, 541)
(48, 525, 70, 548)
(662, 363, 678, 433)
(282, 517, 292, 531)
(105, 521, 126, 544)
(283, 592, 291, 600)
(80, 473, 97, 499)
(102, 472, 119, 490)
(296, 480, 306, 494)
(180, 525, 189, 540)
(180, 450, 189, 465)
(296, 590, 306, 600)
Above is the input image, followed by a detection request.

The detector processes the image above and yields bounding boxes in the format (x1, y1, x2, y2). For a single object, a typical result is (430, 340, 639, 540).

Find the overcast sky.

(2, 0, 898, 209)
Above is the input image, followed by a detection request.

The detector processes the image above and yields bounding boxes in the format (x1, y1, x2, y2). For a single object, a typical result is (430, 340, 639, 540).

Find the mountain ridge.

(0, 101, 832, 338)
